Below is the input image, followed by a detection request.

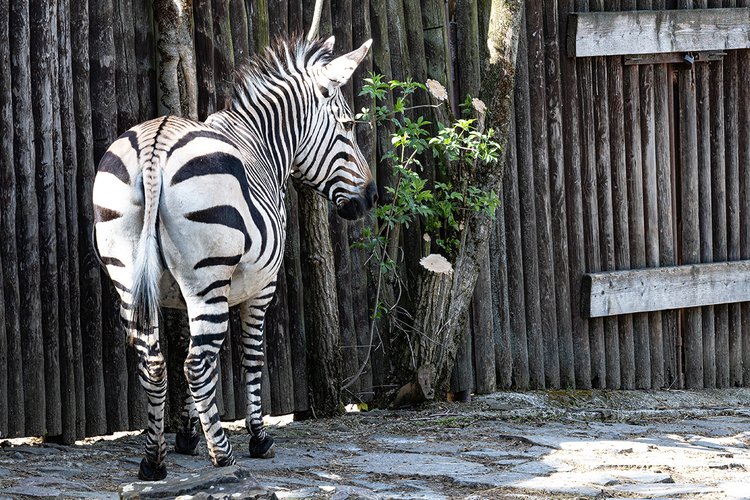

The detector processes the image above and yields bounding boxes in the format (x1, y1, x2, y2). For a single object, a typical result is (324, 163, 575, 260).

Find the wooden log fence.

(2, 0, 750, 440)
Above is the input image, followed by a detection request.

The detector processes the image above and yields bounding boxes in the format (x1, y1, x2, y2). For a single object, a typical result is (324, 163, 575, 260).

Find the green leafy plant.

(342, 75, 501, 390)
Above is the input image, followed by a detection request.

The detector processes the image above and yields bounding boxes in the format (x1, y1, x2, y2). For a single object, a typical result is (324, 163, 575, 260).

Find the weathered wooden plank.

(472, 250, 497, 394)
(194, 0, 216, 121)
(568, 8, 750, 57)
(582, 260, 750, 317)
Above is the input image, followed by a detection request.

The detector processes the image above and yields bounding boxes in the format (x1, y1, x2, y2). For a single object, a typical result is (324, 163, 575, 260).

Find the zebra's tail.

(129, 164, 163, 344)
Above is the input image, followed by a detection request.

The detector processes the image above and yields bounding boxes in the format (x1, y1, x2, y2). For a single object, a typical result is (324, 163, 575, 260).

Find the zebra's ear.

(322, 36, 336, 52)
(318, 39, 372, 95)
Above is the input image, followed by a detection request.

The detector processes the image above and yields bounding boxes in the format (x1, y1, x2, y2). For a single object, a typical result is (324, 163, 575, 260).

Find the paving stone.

(33, 468, 84, 479)
(62, 491, 118, 500)
(17, 477, 92, 492)
(235, 449, 335, 471)
(509, 459, 574, 475)
(718, 481, 750, 498)
(0, 486, 63, 499)
(611, 482, 720, 496)
(344, 452, 487, 478)
(510, 476, 602, 497)
(119, 465, 277, 499)
(608, 469, 673, 483)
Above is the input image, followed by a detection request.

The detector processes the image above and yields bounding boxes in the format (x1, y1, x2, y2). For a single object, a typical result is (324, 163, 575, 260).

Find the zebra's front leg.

(240, 286, 276, 458)
(174, 391, 200, 455)
(184, 301, 235, 467)
(133, 327, 169, 481)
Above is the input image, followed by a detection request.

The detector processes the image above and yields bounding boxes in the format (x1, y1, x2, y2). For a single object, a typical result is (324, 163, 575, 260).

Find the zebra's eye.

(342, 119, 355, 132)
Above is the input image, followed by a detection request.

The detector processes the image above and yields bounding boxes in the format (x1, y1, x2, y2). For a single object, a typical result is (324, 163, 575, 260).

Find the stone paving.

(2, 389, 750, 499)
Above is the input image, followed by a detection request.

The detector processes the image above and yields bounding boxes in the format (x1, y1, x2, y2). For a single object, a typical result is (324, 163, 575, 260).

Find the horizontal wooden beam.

(581, 261, 750, 318)
(568, 8, 750, 58)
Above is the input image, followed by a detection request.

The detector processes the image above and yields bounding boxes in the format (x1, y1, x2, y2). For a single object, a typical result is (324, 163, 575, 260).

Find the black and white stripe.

(92, 36, 374, 480)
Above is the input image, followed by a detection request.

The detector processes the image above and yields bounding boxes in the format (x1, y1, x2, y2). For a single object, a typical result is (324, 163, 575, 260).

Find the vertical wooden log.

(0, 252, 5, 436)
(268, 0, 287, 38)
(622, 50, 651, 389)
(450, 312, 474, 397)
(0, 0, 9, 438)
(212, 0, 234, 111)
(229, 306, 246, 418)
(213, 0, 236, 419)
(153, 0, 198, 119)
(608, 51, 635, 389)
(352, 0, 375, 402)
(369, 0, 397, 396)
(91, 0, 130, 433)
(640, 60, 665, 389)
(576, 35, 603, 389)
(194, 0, 216, 121)
(72, 0, 104, 437)
(421, 0, 449, 87)
(264, 267, 294, 415)
(592, 52, 619, 389)
(540, 0, 575, 389)
(12, 0, 45, 436)
(694, 58, 716, 387)
(298, 185, 342, 417)
(723, 19, 742, 386)
(514, 19, 545, 389)
(284, 186, 309, 413)
(709, 55, 729, 388)
(678, 15, 703, 387)
(229, 0, 249, 64)
(129, 0, 154, 430)
(559, 0, 591, 389)
(489, 204, 512, 389)
(31, 0, 63, 437)
(57, 0, 78, 443)
(134, 0, 156, 122)
(114, 0, 138, 132)
(525, 0, 560, 388)
(738, 7, 750, 384)
(247, 0, 269, 54)
(504, 115, 530, 388)
(472, 249, 496, 394)
(0, 0, 25, 438)
(655, 62, 677, 388)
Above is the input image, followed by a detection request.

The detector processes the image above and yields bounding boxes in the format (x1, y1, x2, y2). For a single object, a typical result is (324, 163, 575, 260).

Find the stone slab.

(0, 486, 63, 499)
(611, 482, 720, 496)
(510, 476, 603, 497)
(119, 465, 277, 499)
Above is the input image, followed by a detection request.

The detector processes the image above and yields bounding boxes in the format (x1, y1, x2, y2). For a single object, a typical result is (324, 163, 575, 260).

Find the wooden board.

(582, 260, 750, 317)
(568, 8, 750, 57)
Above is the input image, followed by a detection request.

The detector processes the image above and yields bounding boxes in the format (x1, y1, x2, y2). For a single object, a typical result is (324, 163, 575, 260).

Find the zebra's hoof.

(214, 454, 236, 467)
(138, 458, 167, 481)
(174, 431, 200, 455)
(249, 436, 275, 459)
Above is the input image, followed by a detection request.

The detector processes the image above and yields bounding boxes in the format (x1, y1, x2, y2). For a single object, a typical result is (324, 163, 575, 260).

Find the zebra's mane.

(233, 35, 334, 105)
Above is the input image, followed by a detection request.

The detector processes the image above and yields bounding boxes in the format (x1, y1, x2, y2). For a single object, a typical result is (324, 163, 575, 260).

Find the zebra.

(92, 36, 376, 480)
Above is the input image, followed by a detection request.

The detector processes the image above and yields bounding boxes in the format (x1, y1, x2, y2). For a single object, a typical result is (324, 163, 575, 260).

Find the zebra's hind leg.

(132, 325, 169, 480)
(183, 300, 235, 467)
(174, 392, 200, 455)
(240, 287, 276, 459)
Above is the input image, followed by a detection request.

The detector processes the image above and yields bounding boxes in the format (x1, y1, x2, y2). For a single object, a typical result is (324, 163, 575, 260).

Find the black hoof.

(214, 454, 236, 467)
(174, 431, 200, 455)
(138, 458, 167, 481)
(249, 436, 275, 459)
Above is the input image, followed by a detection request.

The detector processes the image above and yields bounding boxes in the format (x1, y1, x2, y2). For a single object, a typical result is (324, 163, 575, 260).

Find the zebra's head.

(293, 37, 377, 220)
(233, 36, 377, 220)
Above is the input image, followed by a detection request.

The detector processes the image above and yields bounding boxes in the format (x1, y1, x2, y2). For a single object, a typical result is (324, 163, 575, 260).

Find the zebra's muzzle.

(337, 181, 378, 220)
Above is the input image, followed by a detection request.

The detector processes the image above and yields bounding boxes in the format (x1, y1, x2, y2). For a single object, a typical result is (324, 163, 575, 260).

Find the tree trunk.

(390, 0, 524, 403)
(298, 185, 342, 417)
(153, 0, 197, 119)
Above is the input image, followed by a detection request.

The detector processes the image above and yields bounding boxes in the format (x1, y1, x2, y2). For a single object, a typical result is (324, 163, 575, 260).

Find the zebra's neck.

(205, 96, 305, 193)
